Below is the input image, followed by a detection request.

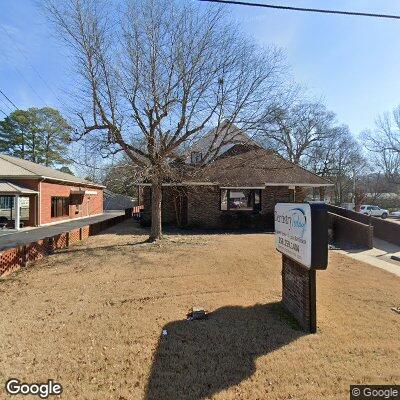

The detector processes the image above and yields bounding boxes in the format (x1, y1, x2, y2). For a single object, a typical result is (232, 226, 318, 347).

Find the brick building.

(0, 155, 104, 229)
(140, 145, 332, 230)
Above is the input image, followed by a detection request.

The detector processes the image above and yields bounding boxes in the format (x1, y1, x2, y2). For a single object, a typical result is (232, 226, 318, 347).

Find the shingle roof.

(0, 181, 38, 195)
(0, 154, 104, 187)
(187, 122, 260, 161)
(181, 148, 332, 187)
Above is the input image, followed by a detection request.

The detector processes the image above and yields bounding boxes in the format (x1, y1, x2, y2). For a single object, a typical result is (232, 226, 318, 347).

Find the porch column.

(14, 194, 20, 230)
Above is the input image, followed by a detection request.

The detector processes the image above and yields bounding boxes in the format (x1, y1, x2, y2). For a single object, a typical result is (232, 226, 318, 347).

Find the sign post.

(275, 202, 328, 333)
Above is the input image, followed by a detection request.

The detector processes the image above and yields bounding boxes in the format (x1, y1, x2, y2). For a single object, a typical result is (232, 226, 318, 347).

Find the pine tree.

(0, 107, 72, 167)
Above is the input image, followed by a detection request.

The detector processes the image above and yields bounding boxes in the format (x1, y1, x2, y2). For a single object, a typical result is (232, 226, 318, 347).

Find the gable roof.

(0, 154, 104, 188)
(0, 181, 38, 195)
(187, 121, 260, 161)
(180, 148, 332, 187)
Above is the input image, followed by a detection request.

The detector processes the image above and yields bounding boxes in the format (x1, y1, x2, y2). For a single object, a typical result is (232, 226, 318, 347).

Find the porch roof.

(0, 181, 38, 195)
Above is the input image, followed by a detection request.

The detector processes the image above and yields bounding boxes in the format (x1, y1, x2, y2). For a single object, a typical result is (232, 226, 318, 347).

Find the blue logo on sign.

(289, 208, 307, 238)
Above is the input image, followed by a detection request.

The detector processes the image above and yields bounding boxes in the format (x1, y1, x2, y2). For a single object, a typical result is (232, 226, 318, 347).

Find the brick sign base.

(282, 255, 317, 333)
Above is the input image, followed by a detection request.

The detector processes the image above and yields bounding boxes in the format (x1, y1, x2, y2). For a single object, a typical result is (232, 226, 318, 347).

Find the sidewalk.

(336, 238, 400, 277)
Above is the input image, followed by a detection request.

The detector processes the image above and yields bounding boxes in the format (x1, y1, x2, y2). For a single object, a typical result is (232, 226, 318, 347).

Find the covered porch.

(0, 181, 39, 231)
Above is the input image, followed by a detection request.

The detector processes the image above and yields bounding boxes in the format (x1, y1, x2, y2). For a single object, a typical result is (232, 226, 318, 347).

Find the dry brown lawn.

(0, 220, 399, 400)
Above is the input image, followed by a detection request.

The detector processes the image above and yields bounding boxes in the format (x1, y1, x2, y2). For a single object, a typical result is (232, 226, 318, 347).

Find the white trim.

(41, 176, 105, 188)
(0, 175, 104, 188)
(39, 212, 104, 227)
(137, 182, 332, 188)
(220, 186, 265, 189)
(70, 189, 98, 195)
(265, 182, 333, 187)
(136, 182, 217, 187)
(38, 180, 42, 226)
(15, 194, 20, 230)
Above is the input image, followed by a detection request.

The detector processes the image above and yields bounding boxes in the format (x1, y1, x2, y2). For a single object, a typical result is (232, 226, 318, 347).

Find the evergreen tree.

(0, 107, 72, 167)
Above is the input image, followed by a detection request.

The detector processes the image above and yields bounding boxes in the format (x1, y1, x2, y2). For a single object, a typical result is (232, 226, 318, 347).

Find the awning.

(70, 189, 98, 195)
(0, 181, 38, 195)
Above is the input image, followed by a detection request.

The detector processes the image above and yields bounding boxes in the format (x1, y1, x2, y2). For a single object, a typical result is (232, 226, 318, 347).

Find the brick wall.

(0, 212, 129, 277)
(141, 186, 184, 226)
(282, 255, 316, 332)
(187, 186, 221, 228)
(328, 212, 373, 249)
(327, 204, 400, 247)
(40, 181, 103, 225)
(142, 185, 295, 230)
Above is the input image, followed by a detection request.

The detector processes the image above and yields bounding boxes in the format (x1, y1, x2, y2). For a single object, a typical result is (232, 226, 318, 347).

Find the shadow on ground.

(145, 302, 305, 400)
(108, 219, 275, 237)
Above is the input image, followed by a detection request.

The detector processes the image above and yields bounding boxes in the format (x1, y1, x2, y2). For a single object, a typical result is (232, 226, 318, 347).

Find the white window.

(220, 189, 261, 212)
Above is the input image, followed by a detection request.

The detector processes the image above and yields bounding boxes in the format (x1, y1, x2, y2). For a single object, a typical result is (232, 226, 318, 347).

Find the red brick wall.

(39, 181, 103, 225)
(282, 255, 315, 332)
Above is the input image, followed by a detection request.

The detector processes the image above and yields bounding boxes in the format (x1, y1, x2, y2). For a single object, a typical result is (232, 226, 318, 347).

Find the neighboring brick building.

(0, 154, 104, 229)
(140, 145, 332, 230)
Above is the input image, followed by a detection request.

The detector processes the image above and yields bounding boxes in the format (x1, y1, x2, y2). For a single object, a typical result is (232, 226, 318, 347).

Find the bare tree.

(44, 0, 286, 241)
(362, 106, 400, 184)
(307, 125, 366, 204)
(259, 100, 336, 164)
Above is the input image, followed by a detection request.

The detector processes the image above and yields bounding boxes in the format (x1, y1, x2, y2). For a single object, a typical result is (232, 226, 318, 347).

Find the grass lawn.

(0, 220, 399, 399)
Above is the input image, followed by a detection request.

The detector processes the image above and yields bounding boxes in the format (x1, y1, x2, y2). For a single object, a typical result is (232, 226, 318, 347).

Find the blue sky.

(1, 0, 400, 136)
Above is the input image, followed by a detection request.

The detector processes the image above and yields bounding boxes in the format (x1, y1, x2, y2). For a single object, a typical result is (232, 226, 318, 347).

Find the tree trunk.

(149, 180, 162, 242)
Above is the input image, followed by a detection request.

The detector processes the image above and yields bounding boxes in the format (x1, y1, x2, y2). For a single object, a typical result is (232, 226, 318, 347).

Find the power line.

(0, 89, 18, 110)
(198, 0, 400, 20)
(1, 56, 49, 106)
(0, 29, 49, 107)
(0, 24, 67, 108)
(0, 108, 7, 117)
(0, 96, 14, 113)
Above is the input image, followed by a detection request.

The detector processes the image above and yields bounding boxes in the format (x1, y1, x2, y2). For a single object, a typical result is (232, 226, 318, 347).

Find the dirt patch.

(0, 219, 399, 399)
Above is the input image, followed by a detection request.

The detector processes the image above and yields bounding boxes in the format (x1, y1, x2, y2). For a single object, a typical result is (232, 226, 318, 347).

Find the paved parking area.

(0, 211, 124, 251)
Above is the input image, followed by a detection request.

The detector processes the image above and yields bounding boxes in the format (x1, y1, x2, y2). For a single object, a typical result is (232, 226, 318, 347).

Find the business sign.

(275, 202, 328, 270)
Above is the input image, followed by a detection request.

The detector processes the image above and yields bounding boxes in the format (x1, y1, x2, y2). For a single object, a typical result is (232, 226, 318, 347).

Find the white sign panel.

(275, 203, 312, 268)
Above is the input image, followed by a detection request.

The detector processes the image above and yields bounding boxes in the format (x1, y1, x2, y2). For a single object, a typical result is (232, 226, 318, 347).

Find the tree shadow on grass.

(145, 302, 305, 400)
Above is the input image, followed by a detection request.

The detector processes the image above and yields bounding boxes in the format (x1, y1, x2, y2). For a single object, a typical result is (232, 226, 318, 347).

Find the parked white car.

(359, 205, 389, 219)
